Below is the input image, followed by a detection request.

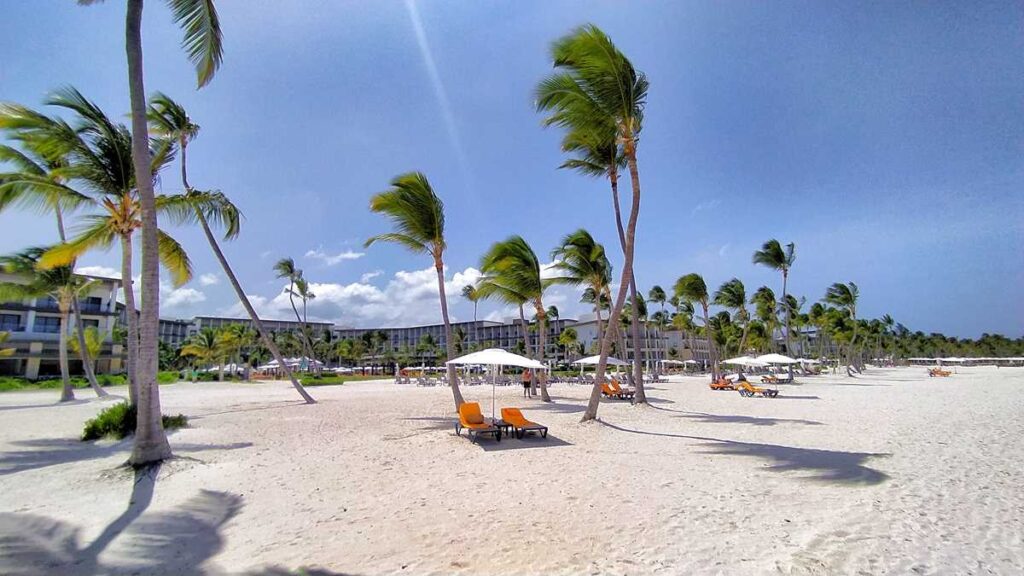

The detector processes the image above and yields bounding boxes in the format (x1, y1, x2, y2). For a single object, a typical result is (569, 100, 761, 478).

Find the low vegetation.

(0, 371, 180, 392)
(81, 402, 188, 441)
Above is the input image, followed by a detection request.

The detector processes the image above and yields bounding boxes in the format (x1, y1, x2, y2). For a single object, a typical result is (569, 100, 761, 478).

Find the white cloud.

(540, 260, 560, 280)
(76, 265, 120, 279)
(360, 270, 383, 283)
(304, 247, 365, 266)
(164, 287, 207, 308)
(692, 198, 722, 216)
(219, 266, 482, 328)
(198, 273, 220, 286)
(718, 243, 730, 257)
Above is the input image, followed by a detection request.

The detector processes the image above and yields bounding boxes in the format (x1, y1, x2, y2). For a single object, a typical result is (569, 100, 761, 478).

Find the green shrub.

(81, 402, 188, 441)
(0, 377, 25, 391)
(157, 371, 179, 384)
(300, 375, 346, 386)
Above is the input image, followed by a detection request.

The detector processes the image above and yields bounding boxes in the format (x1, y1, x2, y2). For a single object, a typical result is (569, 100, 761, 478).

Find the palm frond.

(167, 0, 223, 88)
(156, 228, 194, 287)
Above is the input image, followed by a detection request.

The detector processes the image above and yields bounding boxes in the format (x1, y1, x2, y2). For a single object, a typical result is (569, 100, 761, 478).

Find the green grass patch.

(300, 375, 347, 386)
(81, 402, 188, 441)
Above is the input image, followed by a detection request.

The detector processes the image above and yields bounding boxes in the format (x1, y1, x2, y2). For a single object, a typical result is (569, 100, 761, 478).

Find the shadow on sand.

(0, 462, 244, 575)
(475, 433, 572, 452)
(674, 411, 823, 427)
(599, 421, 888, 485)
(0, 438, 252, 477)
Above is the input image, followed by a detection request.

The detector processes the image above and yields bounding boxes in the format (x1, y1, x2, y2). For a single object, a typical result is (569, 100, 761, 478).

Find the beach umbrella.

(722, 356, 769, 367)
(755, 353, 799, 364)
(447, 348, 546, 420)
(571, 355, 629, 366)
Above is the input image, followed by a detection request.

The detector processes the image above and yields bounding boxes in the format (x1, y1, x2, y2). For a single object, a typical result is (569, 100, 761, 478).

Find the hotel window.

(33, 316, 62, 333)
(83, 319, 100, 329)
(0, 314, 21, 331)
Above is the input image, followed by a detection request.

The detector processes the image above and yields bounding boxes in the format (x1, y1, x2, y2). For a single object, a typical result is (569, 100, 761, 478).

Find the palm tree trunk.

(517, 305, 536, 396)
(703, 303, 719, 381)
(782, 270, 790, 354)
(58, 307, 74, 402)
(607, 164, 646, 403)
(201, 256, 315, 399)
(120, 233, 139, 406)
(536, 303, 551, 402)
(434, 255, 464, 408)
(125, 0, 172, 466)
(584, 144, 642, 421)
(594, 303, 603, 355)
(71, 298, 107, 397)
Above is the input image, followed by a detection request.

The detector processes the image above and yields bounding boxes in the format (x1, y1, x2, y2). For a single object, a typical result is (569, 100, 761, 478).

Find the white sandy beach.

(1, 366, 1022, 575)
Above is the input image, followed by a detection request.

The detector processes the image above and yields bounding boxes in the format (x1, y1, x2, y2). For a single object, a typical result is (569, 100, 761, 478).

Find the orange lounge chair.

(500, 407, 548, 439)
(737, 380, 779, 398)
(928, 368, 952, 377)
(455, 402, 501, 442)
(761, 374, 779, 384)
(610, 380, 635, 400)
(710, 377, 735, 391)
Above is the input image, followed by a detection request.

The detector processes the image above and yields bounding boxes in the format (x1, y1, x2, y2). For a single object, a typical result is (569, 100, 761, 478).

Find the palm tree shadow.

(476, 434, 572, 451)
(598, 421, 888, 485)
(675, 411, 823, 427)
(0, 438, 252, 477)
(0, 463, 243, 575)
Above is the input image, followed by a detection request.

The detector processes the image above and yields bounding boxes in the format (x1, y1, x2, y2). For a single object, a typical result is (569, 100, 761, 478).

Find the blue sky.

(1, 1, 1021, 337)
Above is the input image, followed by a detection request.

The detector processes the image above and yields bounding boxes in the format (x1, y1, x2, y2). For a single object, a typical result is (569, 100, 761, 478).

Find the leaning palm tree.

(180, 327, 228, 379)
(34, 89, 192, 407)
(550, 229, 612, 354)
(478, 236, 553, 402)
(713, 278, 750, 355)
(149, 94, 314, 402)
(0, 248, 99, 402)
(537, 24, 649, 420)
(273, 258, 315, 360)
(0, 105, 107, 396)
(752, 239, 796, 354)
(824, 282, 860, 369)
(365, 172, 464, 408)
(69, 326, 107, 381)
(675, 273, 719, 381)
(80, 0, 223, 465)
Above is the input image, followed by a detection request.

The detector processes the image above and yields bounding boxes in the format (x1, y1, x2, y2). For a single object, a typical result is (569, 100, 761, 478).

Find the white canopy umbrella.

(722, 356, 769, 367)
(797, 358, 820, 364)
(447, 349, 546, 420)
(659, 359, 685, 365)
(683, 359, 699, 364)
(572, 355, 630, 366)
(756, 353, 800, 364)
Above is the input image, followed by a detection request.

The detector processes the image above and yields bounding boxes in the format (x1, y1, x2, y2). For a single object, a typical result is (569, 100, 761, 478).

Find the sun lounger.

(709, 377, 735, 390)
(500, 407, 548, 439)
(737, 380, 779, 398)
(928, 368, 952, 377)
(455, 402, 501, 442)
(610, 380, 635, 399)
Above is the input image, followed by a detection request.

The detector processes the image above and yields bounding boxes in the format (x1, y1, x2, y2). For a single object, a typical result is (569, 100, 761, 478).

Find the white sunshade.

(797, 358, 821, 364)
(756, 353, 800, 365)
(659, 359, 685, 365)
(572, 355, 630, 366)
(446, 348, 546, 370)
(722, 356, 769, 367)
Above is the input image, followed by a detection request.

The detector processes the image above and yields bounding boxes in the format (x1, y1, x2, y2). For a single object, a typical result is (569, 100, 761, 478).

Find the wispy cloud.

(360, 270, 383, 283)
(304, 248, 365, 266)
(198, 273, 220, 286)
(691, 199, 722, 216)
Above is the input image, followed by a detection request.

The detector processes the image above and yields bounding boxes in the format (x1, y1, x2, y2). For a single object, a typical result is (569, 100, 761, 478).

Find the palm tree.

(558, 327, 579, 362)
(713, 278, 750, 356)
(148, 94, 314, 402)
(537, 24, 649, 420)
(461, 284, 480, 350)
(0, 103, 108, 396)
(648, 285, 667, 373)
(675, 273, 719, 380)
(478, 236, 553, 402)
(273, 257, 316, 362)
(31, 88, 192, 407)
(752, 239, 796, 354)
(365, 172, 465, 408)
(824, 282, 860, 369)
(0, 248, 99, 401)
(751, 286, 778, 353)
(549, 229, 612, 361)
(69, 326, 107, 380)
(180, 327, 228, 379)
(79, 0, 223, 465)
